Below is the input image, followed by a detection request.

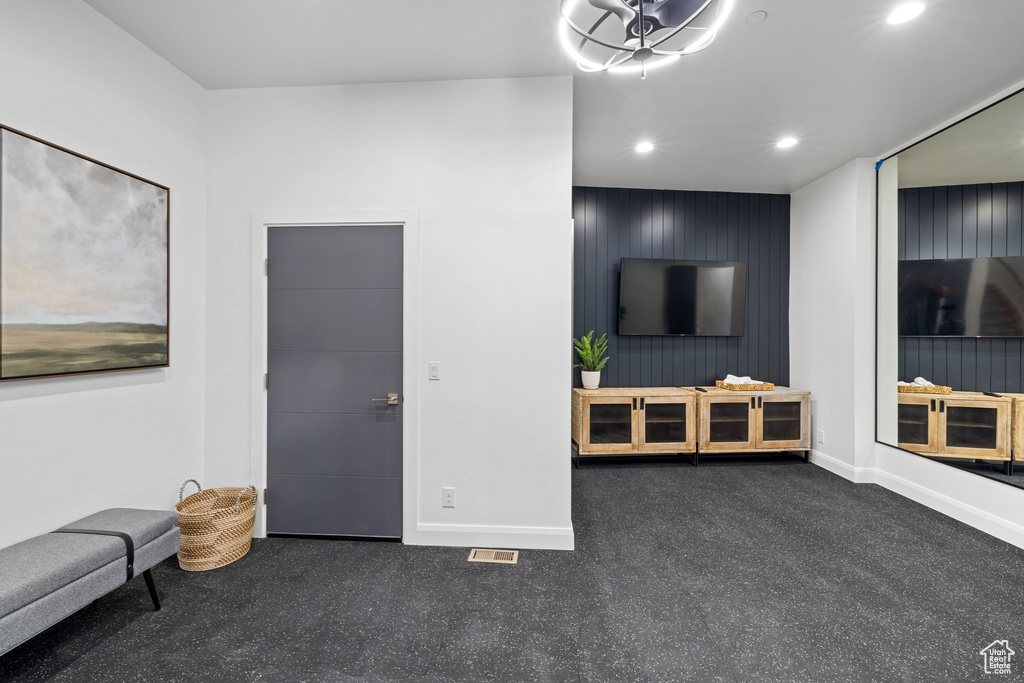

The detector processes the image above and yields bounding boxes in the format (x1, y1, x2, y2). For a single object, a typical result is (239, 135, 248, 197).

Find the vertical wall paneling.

(572, 191, 586, 371)
(933, 187, 948, 260)
(948, 186, 964, 258)
(962, 186, 979, 257)
(898, 182, 1024, 392)
(571, 186, 791, 388)
(978, 185, 993, 256)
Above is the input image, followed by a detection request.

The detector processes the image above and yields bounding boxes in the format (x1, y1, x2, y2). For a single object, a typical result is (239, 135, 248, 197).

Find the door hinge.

(264, 258, 268, 276)
(264, 373, 269, 390)
(263, 488, 267, 505)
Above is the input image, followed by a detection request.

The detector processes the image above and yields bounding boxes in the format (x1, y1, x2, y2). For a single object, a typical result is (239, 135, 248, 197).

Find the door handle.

(371, 393, 400, 405)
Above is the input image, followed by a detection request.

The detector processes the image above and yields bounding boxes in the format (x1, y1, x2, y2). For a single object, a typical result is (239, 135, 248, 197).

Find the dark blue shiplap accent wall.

(899, 182, 1024, 392)
(572, 186, 790, 388)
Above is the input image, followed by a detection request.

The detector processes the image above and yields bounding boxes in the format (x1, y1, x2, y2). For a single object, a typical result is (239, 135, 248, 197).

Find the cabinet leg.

(692, 452, 699, 467)
(804, 450, 810, 463)
(1006, 460, 1013, 476)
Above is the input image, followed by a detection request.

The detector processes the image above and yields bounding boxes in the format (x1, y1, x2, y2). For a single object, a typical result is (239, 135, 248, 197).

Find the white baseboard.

(872, 467, 1024, 549)
(808, 449, 874, 483)
(406, 523, 575, 551)
(810, 447, 1024, 549)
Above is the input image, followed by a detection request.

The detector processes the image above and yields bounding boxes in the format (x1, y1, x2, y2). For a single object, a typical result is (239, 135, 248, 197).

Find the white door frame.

(249, 208, 420, 539)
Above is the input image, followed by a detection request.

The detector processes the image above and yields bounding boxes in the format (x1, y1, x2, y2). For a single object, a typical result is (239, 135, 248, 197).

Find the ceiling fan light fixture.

(609, 54, 680, 75)
(560, 0, 736, 77)
(887, 2, 925, 25)
(636, 141, 655, 153)
(776, 137, 798, 149)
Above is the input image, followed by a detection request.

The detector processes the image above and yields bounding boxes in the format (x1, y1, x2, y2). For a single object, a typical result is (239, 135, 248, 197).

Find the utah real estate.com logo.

(980, 640, 1014, 675)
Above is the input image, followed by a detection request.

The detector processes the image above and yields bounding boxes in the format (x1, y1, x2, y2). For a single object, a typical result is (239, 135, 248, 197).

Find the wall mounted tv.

(898, 256, 1024, 337)
(618, 258, 747, 336)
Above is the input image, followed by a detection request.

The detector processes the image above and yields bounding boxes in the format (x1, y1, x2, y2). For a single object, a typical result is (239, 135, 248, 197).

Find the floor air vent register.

(468, 548, 519, 564)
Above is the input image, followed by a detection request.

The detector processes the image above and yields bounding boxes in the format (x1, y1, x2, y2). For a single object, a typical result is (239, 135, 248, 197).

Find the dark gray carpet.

(2, 455, 1023, 682)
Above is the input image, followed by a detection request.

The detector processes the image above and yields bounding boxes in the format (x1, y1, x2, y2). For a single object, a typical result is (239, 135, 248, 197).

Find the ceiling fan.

(559, 0, 735, 78)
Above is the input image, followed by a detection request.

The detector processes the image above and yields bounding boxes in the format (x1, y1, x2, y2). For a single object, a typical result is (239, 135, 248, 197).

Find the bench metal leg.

(143, 569, 161, 611)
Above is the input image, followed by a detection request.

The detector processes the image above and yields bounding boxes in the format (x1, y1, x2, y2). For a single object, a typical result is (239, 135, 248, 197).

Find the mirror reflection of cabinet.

(896, 391, 1012, 471)
(697, 386, 810, 456)
(1002, 393, 1024, 469)
(571, 388, 697, 456)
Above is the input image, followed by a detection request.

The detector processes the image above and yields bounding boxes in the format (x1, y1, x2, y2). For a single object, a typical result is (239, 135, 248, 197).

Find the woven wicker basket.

(716, 380, 775, 391)
(175, 479, 257, 572)
(897, 384, 952, 394)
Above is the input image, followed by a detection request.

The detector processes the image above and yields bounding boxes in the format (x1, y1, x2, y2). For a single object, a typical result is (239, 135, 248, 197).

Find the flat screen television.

(898, 256, 1024, 337)
(618, 258, 747, 336)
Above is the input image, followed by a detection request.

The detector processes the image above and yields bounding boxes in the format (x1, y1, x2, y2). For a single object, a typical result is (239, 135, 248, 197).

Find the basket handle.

(179, 479, 202, 502)
(234, 485, 258, 519)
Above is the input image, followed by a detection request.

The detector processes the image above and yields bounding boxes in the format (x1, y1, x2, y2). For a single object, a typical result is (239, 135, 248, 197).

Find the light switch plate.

(429, 361, 440, 380)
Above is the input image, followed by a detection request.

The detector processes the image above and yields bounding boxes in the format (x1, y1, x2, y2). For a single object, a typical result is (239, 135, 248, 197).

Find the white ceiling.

(84, 0, 1024, 194)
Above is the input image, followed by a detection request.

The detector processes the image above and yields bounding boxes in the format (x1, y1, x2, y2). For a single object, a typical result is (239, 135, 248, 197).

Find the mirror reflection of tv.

(618, 258, 747, 336)
(898, 256, 1024, 337)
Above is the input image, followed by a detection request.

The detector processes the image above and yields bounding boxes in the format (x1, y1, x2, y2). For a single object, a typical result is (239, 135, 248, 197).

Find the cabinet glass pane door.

(945, 406, 998, 450)
(898, 403, 931, 445)
(589, 403, 632, 444)
(644, 403, 687, 443)
(709, 402, 749, 442)
(761, 401, 802, 442)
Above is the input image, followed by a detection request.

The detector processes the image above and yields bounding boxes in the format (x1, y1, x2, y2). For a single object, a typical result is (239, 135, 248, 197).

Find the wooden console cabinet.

(696, 386, 811, 461)
(897, 390, 1012, 472)
(571, 386, 812, 463)
(571, 388, 697, 456)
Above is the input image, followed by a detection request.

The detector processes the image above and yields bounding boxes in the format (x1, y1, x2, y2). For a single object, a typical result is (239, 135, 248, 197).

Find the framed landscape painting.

(0, 126, 169, 380)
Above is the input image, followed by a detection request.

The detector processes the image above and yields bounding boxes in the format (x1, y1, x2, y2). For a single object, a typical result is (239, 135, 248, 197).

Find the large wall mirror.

(877, 87, 1024, 488)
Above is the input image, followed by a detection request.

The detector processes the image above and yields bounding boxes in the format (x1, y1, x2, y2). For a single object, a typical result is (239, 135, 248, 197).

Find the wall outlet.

(817, 429, 825, 445)
(442, 486, 456, 508)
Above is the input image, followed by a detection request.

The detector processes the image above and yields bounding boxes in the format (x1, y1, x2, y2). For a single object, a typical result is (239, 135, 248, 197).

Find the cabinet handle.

(633, 397, 637, 410)
(930, 399, 935, 412)
(640, 397, 645, 410)
(751, 397, 756, 409)
(939, 400, 944, 413)
(758, 397, 763, 408)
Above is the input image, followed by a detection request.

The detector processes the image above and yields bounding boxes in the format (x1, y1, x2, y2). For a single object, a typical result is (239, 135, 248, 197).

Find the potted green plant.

(573, 330, 609, 389)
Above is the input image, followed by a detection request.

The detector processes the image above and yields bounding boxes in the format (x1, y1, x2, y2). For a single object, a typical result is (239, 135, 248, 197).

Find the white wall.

(0, 1, 208, 548)
(205, 77, 575, 549)
(790, 158, 876, 479)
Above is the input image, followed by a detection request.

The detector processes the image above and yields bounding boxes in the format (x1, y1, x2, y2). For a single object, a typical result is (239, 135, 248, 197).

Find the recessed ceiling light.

(887, 2, 924, 24)
(636, 141, 654, 153)
(776, 137, 798, 149)
(746, 11, 768, 25)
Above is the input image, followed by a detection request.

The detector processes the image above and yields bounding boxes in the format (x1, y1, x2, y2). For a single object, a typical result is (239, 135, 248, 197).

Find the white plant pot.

(581, 370, 601, 390)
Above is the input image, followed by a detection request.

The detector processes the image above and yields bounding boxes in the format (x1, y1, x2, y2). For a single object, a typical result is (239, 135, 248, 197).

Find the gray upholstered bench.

(0, 508, 180, 655)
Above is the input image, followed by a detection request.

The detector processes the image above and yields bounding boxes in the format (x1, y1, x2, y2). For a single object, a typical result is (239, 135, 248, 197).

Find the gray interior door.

(267, 225, 403, 537)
